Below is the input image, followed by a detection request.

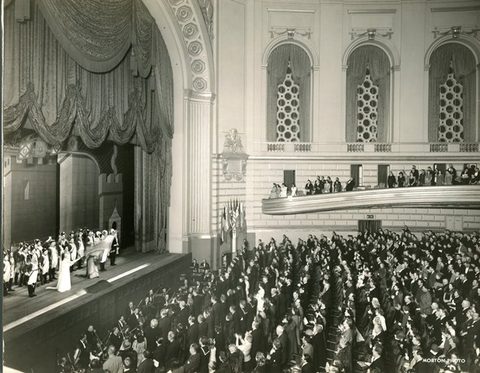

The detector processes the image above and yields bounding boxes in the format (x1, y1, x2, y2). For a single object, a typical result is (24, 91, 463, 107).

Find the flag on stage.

(239, 202, 244, 231)
(225, 204, 231, 232)
(221, 207, 227, 243)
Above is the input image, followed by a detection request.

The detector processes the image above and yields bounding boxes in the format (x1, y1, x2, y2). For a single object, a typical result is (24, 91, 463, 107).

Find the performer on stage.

(87, 231, 115, 275)
(26, 254, 38, 297)
(110, 229, 119, 267)
(47, 247, 73, 293)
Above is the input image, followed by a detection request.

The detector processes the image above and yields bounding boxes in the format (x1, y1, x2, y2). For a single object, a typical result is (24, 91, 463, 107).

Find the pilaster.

(184, 89, 215, 236)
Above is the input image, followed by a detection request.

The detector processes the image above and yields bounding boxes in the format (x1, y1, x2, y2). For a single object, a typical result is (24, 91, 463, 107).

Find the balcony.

(262, 185, 480, 215)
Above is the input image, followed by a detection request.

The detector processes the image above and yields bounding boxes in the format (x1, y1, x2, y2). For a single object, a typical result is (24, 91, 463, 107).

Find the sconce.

(433, 26, 480, 39)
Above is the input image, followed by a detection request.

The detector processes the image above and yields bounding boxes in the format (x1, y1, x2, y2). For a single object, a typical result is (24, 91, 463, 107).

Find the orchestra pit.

(2, 0, 480, 372)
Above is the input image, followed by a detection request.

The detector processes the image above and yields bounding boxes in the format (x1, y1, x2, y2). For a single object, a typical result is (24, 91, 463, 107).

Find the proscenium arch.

(342, 36, 400, 70)
(262, 35, 319, 68)
(424, 34, 480, 68)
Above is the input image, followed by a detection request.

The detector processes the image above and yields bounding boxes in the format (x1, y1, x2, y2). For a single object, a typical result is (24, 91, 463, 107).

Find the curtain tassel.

(130, 48, 139, 77)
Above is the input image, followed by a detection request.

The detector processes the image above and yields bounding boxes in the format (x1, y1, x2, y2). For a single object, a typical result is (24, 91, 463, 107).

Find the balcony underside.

(262, 186, 480, 215)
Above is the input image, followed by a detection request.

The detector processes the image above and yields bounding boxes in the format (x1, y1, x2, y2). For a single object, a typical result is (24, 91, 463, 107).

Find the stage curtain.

(3, 0, 174, 153)
(267, 44, 312, 142)
(346, 45, 390, 143)
(428, 43, 476, 142)
(37, 0, 133, 73)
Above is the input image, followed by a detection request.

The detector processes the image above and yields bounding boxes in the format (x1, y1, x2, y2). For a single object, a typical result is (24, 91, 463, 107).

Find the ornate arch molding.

(342, 36, 400, 70)
(424, 35, 480, 69)
(165, 0, 215, 93)
(262, 36, 319, 69)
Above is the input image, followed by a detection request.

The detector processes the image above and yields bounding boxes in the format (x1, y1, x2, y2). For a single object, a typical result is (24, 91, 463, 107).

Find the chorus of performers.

(56, 229, 480, 373)
(3, 228, 120, 297)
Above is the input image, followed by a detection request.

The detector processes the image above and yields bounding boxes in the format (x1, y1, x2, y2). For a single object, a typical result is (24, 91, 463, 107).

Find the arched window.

(346, 45, 391, 143)
(428, 43, 477, 142)
(267, 44, 311, 142)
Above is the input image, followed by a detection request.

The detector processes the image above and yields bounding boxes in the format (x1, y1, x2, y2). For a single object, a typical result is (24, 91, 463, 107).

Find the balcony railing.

(254, 141, 480, 155)
(262, 185, 480, 215)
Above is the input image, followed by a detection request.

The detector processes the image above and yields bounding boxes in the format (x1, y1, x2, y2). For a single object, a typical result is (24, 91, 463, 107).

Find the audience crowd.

(56, 228, 480, 373)
(268, 163, 479, 198)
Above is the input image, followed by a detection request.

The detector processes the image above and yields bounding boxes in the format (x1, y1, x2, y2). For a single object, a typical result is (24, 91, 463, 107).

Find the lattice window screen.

(356, 69, 378, 142)
(276, 65, 300, 142)
(438, 66, 464, 142)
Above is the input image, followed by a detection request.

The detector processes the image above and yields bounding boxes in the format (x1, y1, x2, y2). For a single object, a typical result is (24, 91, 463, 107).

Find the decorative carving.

(191, 60, 205, 73)
(188, 41, 203, 56)
(221, 129, 248, 182)
(197, 0, 214, 40)
(193, 77, 207, 91)
(176, 6, 193, 22)
(350, 28, 393, 40)
(432, 26, 480, 39)
(223, 128, 245, 154)
(167, 0, 209, 92)
(183, 23, 198, 39)
(270, 27, 311, 39)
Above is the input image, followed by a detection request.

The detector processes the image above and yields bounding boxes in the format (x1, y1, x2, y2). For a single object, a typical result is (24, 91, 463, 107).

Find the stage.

(3, 248, 191, 373)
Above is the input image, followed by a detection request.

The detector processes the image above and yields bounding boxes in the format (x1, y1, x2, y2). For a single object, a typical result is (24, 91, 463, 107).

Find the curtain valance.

(3, 0, 174, 153)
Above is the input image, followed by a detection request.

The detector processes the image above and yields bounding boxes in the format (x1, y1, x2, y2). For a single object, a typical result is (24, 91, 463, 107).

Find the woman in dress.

(397, 172, 406, 187)
(47, 247, 72, 293)
(290, 183, 297, 197)
(279, 183, 288, 198)
(387, 171, 397, 188)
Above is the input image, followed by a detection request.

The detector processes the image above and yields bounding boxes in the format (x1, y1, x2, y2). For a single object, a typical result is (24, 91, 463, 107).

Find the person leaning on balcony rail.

(470, 166, 480, 184)
(397, 171, 406, 187)
(291, 184, 297, 197)
(304, 180, 314, 195)
(279, 183, 288, 198)
(387, 171, 397, 188)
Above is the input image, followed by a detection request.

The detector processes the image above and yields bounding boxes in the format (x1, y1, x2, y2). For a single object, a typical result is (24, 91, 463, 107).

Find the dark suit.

(137, 357, 155, 373)
(187, 323, 199, 346)
(301, 362, 315, 373)
(198, 321, 208, 338)
(165, 340, 181, 368)
(178, 306, 191, 329)
(158, 316, 172, 342)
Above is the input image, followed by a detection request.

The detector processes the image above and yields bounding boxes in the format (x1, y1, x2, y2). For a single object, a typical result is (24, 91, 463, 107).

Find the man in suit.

(165, 331, 181, 370)
(367, 343, 385, 372)
(137, 349, 155, 373)
(158, 308, 172, 343)
(300, 354, 315, 373)
(187, 316, 199, 347)
(177, 298, 190, 329)
(345, 177, 355, 191)
(144, 318, 162, 353)
(73, 334, 90, 370)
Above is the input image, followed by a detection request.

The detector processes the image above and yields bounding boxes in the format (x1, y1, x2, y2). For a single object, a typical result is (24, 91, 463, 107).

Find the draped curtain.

(428, 43, 477, 142)
(346, 45, 391, 143)
(3, 0, 174, 253)
(3, 0, 174, 152)
(267, 44, 311, 142)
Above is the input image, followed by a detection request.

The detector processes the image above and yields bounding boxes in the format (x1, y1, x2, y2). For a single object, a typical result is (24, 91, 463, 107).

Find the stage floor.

(3, 248, 186, 335)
